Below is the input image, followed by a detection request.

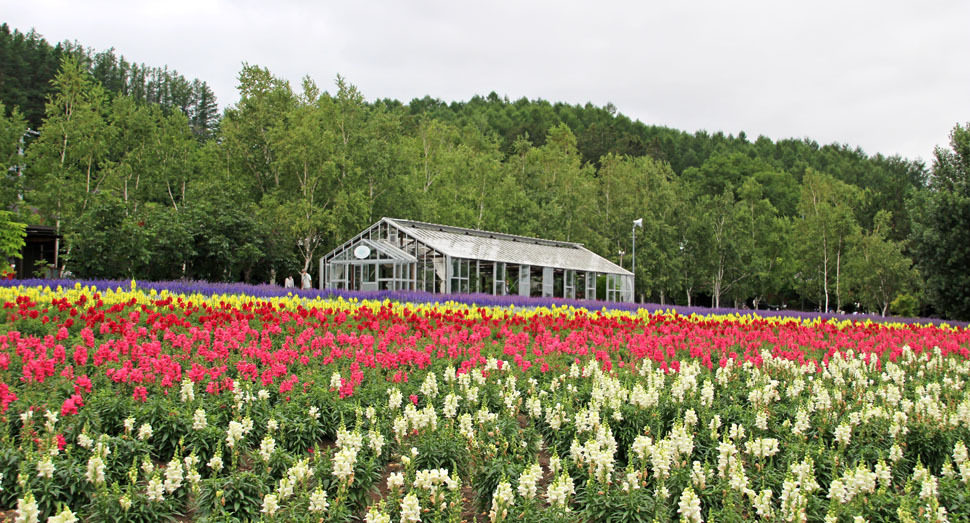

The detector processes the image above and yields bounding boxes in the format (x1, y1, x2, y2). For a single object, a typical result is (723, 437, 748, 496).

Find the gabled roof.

(385, 218, 631, 276)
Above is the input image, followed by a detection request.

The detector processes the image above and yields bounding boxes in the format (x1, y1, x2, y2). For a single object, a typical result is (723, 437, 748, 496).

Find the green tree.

(733, 177, 789, 309)
(511, 124, 596, 245)
(0, 102, 28, 210)
(699, 188, 743, 309)
(910, 123, 970, 320)
(25, 56, 112, 275)
(793, 170, 862, 312)
(847, 210, 917, 316)
(595, 153, 682, 303)
(69, 194, 151, 278)
(220, 64, 294, 197)
(674, 182, 708, 307)
(0, 210, 27, 275)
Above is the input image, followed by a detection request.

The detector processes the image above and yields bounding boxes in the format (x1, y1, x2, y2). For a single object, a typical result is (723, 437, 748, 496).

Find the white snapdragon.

(207, 454, 224, 472)
(85, 456, 105, 485)
(792, 409, 811, 436)
(443, 393, 460, 419)
(137, 423, 153, 441)
(889, 443, 903, 463)
(164, 457, 184, 493)
(180, 379, 195, 402)
(621, 469, 640, 492)
(670, 423, 695, 460)
(332, 446, 358, 482)
(365, 507, 392, 523)
(546, 472, 575, 509)
(192, 408, 208, 430)
(36, 458, 54, 479)
(261, 493, 279, 516)
(421, 371, 439, 398)
(388, 388, 403, 410)
(677, 487, 703, 523)
(368, 430, 385, 457)
(259, 435, 276, 463)
(717, 440, 739, 479)
(549, 454, 562, 477)
(76, 433, 93, 449)
(400, 492, 422, 522)
(631, 435, 653, 463)
(489, 481, 514, 522)
(308, 487, 329, 512)
(834, 423, 852, 446)
(44, 410, 58, 431)
(15, 492, 40, 523)
(517, 463, 543, 499)
(751, 489, 773, 518)
(458, 413, 475, 440)
(745, 438, 780, 459)
(287, 458, 313, 484)
(700, 380, 715, 407)
(146, 475, 165, 502)
(226, 420, 245, 448)
(387, 471, 405, 491)
(46, 506, 78, 523)
(913, 464, 938, 501)
(277, 477, 294, 500)
(691, 461, 708, 490)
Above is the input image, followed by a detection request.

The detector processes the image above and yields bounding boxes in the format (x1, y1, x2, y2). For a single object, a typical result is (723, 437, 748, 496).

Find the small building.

(15, 225, 60, 279)
(319, 218, 633, 302)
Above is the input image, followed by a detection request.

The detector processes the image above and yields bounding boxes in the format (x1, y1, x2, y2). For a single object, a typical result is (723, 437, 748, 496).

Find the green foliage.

(579, 485, 662, 523)
(890, 293, 920, 318)
(0, 210, 27, 266)
(198, 470, 268, 522)
(911, 123, 970, 320)
(794, 170, 863, 312)
(847, 210, 918, 316)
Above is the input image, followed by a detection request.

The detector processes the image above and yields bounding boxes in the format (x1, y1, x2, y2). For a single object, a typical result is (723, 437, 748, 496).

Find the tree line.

(0, 24, 218, 137)
(1, 28, 968, 319)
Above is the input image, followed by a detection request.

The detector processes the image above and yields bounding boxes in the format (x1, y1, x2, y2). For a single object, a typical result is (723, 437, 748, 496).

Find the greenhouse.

(319, 218, 633, 302)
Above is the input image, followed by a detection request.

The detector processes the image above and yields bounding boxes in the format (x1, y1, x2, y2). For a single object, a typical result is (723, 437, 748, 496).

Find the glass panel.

(380, 264, 394, 279)
(506, 265, 518, 295)
(530, 266, 543, 297)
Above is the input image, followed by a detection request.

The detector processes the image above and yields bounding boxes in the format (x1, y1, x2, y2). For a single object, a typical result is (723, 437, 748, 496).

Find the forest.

(2, 23, 969, 319)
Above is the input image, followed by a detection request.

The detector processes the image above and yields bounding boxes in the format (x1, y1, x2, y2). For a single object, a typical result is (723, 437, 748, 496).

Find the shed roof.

(385, 218, 631, 276)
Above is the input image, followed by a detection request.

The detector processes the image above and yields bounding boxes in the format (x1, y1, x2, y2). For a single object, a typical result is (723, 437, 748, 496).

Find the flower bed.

(1, 282, 969, 522)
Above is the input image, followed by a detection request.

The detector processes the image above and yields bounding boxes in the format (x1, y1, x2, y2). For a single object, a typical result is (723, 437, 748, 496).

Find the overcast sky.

(4, 0, 969, 162)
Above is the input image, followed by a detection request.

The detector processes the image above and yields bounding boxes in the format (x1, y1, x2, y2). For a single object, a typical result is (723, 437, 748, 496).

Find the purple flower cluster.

(1, 278, 964, 327)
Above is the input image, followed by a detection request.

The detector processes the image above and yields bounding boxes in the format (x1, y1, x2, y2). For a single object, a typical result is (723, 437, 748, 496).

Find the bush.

(890, 293, 920, 318)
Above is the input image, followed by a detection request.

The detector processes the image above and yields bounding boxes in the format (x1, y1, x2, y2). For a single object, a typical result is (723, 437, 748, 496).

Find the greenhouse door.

(349, 264, 377, 291)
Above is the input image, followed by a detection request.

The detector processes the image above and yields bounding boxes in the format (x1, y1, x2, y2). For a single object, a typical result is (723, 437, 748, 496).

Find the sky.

(4, 0, 969, 162)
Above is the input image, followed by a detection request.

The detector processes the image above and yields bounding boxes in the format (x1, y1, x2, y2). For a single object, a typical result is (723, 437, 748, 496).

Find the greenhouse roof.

(385, 218, 631, 275)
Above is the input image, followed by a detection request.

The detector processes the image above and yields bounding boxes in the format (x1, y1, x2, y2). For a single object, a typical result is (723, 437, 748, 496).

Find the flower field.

(1, 282, 970, 522)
